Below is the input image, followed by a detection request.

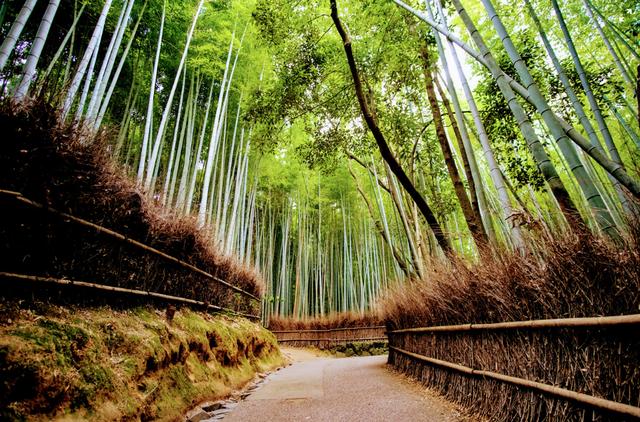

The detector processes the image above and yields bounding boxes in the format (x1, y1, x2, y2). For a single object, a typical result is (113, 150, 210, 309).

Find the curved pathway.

(223, 350, 463, 422)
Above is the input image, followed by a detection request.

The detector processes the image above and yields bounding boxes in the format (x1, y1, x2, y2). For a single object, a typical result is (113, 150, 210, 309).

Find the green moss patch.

(0, 303, 283, 421)
(329, 341, 388, 357)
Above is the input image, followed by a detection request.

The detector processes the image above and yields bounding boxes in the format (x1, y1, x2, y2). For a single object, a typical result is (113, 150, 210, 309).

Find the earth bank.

(0, 302, 283, 421)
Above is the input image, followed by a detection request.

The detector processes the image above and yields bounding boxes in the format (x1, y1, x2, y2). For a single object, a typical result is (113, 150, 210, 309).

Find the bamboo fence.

(387, 314, 640, 419)
(0, 189, 260, 317)
(271, 325, 387, 348)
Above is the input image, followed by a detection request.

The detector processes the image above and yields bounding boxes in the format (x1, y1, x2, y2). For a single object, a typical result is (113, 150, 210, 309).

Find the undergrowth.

(383, 226, 640, 328)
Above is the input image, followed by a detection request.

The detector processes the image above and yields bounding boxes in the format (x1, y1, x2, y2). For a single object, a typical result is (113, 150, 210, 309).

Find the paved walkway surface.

(224, 352, 463, 422)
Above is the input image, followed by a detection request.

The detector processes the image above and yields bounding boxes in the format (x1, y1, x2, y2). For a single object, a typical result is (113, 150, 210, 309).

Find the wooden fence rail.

(0, 271, 260, 320)
(271, 325, 386, 334)
(390, 346, 640, 419)
(388, 314, 640, 419)
(0, 189, 259, 302)
(387, 314, 640, 333)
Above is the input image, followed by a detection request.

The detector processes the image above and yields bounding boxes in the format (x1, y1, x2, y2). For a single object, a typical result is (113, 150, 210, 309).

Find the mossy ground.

(329, 341, 388, 357)
(281, 342, 388, 358)
(0, 301, 284, 421)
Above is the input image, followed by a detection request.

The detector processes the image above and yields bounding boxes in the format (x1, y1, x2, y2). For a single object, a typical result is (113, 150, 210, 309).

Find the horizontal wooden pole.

(0, 189, 259, 302)
(387, 314, 640, 334)
(277, 337, 388, 343)
(271, 326, 386, 334)
(390, 346, 640, 419)
(0, 271, 260, 320)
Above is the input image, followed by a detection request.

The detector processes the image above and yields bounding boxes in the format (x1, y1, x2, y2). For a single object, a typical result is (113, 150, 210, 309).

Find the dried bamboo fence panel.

(387, 314, 640, 420)
(271, 326, 387, 349)
(0, 189, 260, 316)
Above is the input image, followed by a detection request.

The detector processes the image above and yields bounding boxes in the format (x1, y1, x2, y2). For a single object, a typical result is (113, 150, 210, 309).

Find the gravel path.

(223, 354, 463, 422)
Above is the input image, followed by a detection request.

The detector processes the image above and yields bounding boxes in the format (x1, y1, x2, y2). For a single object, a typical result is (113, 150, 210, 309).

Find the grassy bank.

(0, 302, 284, 421)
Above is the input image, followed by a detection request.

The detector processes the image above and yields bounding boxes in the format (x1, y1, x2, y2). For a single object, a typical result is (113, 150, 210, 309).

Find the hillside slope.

(1, 302, 283, 421)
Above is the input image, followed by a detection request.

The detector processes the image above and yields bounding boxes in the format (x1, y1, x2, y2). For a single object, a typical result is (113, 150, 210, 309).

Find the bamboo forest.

(1, 0, 639, 420)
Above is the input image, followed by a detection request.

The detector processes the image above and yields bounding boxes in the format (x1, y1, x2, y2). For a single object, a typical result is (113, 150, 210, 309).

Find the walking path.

(223, 349, 463, 422)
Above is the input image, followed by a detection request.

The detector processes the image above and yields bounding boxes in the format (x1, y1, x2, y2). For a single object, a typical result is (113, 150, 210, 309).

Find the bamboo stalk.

(390, 346, 640, 418)
(0, 189, 259, 301)
(388, 314, 640, 334)
(0, 272, 259, 320)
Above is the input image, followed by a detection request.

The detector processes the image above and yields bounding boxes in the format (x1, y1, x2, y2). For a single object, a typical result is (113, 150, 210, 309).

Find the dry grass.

(382, 222, 640, 420)
(0, 100, 262, 313)
(268, 311, 383, 331)
(383, 225, 640, 328)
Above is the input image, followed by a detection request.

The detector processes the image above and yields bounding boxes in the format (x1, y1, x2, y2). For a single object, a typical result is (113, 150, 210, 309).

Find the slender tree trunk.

(86, 0, 134, 121)
(525, 0, 627, 226)
(39, 3, 86, 93)
(185, 81, 215, 214)
(430, 0, 524, 251)
(446, 0, 581, 226)
(481, 0, 618, 238)
(582, 0, 633, 87)
(420, 42, 487, 247)
(62, 0, 113, 118)
(94, 0, 147, 129)
(385, 166, 424, 278)
(74, 30, 102, 121)
(330, 0, 451, 254)
(145, 0, 205, 192)
(434, 76, 494, 244)
(0, 0, 38, 71)
(137, 0, 165, 184)
(348, 163, 411, 276)
(390, 0, 640, 200)
(198, 26, 247, 226)
(15, 0, 61, 99)
(551, 0, 623, 170)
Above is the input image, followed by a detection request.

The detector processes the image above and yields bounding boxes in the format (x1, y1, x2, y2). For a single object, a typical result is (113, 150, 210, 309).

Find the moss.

(0, 303, 284, 421)
(329, 341, 388, 357)
(11, 320, 91, 367)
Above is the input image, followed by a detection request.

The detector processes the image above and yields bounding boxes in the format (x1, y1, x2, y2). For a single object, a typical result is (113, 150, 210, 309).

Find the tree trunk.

(390, 0, 640, 201)
(420, 42, 487, 248)
(62, 0, 113, 119)
(94, 0, 147, 129)
(0, 0, 37, 71)
(434, 76, 492, 243)
(446, 0, 581, 227)
(348, 164, 411, 276)
(330, 0, 451, 254)
(15, 0, 61, 99)
(145, 0, 204, 192)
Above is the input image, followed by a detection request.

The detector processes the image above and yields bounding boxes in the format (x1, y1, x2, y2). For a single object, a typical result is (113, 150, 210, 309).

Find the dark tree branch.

(330, 0, 450, 254)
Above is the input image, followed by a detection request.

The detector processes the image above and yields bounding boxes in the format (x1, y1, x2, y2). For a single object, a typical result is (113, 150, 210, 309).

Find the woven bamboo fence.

(271, 326, 387, 349)
(387, 314, 640, 420)
(0, 189, 260, 318)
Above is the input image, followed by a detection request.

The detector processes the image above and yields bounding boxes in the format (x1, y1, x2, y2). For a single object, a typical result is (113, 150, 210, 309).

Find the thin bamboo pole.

(388, 314, 640, 333)
(0, 272, 259, 319)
